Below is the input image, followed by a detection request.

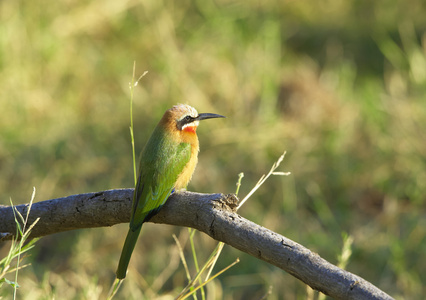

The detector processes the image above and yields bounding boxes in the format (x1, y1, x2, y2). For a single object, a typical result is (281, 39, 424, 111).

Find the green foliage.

(0, 190, 39, 299)
(1, 0, 425, 299)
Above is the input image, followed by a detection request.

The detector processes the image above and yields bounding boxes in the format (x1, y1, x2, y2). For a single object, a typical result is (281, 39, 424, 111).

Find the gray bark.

(0, 189, 393, 300)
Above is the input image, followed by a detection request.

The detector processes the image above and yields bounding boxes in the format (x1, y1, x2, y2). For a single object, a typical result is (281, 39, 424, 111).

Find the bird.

(116, 104, 225, 279)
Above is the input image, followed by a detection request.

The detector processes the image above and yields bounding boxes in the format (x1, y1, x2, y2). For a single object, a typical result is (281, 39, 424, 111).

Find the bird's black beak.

(196, 113, 226, 121)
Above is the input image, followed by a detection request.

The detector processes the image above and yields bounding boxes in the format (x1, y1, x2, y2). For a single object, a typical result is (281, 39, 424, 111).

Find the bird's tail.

(116, 226, 142, 279)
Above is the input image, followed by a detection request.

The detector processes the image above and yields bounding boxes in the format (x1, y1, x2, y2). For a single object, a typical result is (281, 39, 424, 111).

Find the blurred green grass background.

(1, 0, 425, 299)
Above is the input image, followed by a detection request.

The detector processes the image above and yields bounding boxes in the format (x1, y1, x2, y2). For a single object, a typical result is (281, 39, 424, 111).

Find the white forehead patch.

(173, 104, 198, 121)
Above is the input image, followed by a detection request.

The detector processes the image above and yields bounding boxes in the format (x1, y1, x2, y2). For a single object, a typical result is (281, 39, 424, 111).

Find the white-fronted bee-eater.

(116, 104, 225, 279)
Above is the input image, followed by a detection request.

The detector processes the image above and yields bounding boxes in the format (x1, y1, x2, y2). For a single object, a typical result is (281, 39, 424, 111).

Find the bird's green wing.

(116, 130, 192, 279)
(129, 141, 192, 231)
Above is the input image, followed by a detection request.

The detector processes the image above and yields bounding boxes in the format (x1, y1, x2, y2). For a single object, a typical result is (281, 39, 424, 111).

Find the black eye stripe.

(177, 115, 196, 130)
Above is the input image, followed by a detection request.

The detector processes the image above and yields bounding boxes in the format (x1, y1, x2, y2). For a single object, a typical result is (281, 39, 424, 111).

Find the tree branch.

(0, 189, 393, 300)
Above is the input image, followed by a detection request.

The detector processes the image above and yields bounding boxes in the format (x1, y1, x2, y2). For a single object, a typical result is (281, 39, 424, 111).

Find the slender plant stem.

(129, 62, 148, 185)
(13, 187, 37, 300)
(188, 228, 203, 300)
(173, 234, 192, 282)
(178, 258, 240, 300)
(237, 151, 290, 209)
(109, 62, 148, 299)
(129, 62, 137, 185)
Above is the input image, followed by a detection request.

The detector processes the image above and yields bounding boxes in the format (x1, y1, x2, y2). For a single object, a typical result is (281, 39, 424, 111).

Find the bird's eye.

(185, 116, 192, 122)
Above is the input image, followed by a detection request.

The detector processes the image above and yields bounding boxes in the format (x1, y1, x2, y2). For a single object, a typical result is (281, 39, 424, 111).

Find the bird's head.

(166, 104, 225, 134)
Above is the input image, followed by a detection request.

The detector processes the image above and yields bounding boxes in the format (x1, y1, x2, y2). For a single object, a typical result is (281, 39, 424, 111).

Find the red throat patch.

(183, 126, 197, 133)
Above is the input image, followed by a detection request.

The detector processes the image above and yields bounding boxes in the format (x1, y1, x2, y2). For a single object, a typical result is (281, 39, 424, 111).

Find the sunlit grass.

(0, 189, 40, 299)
